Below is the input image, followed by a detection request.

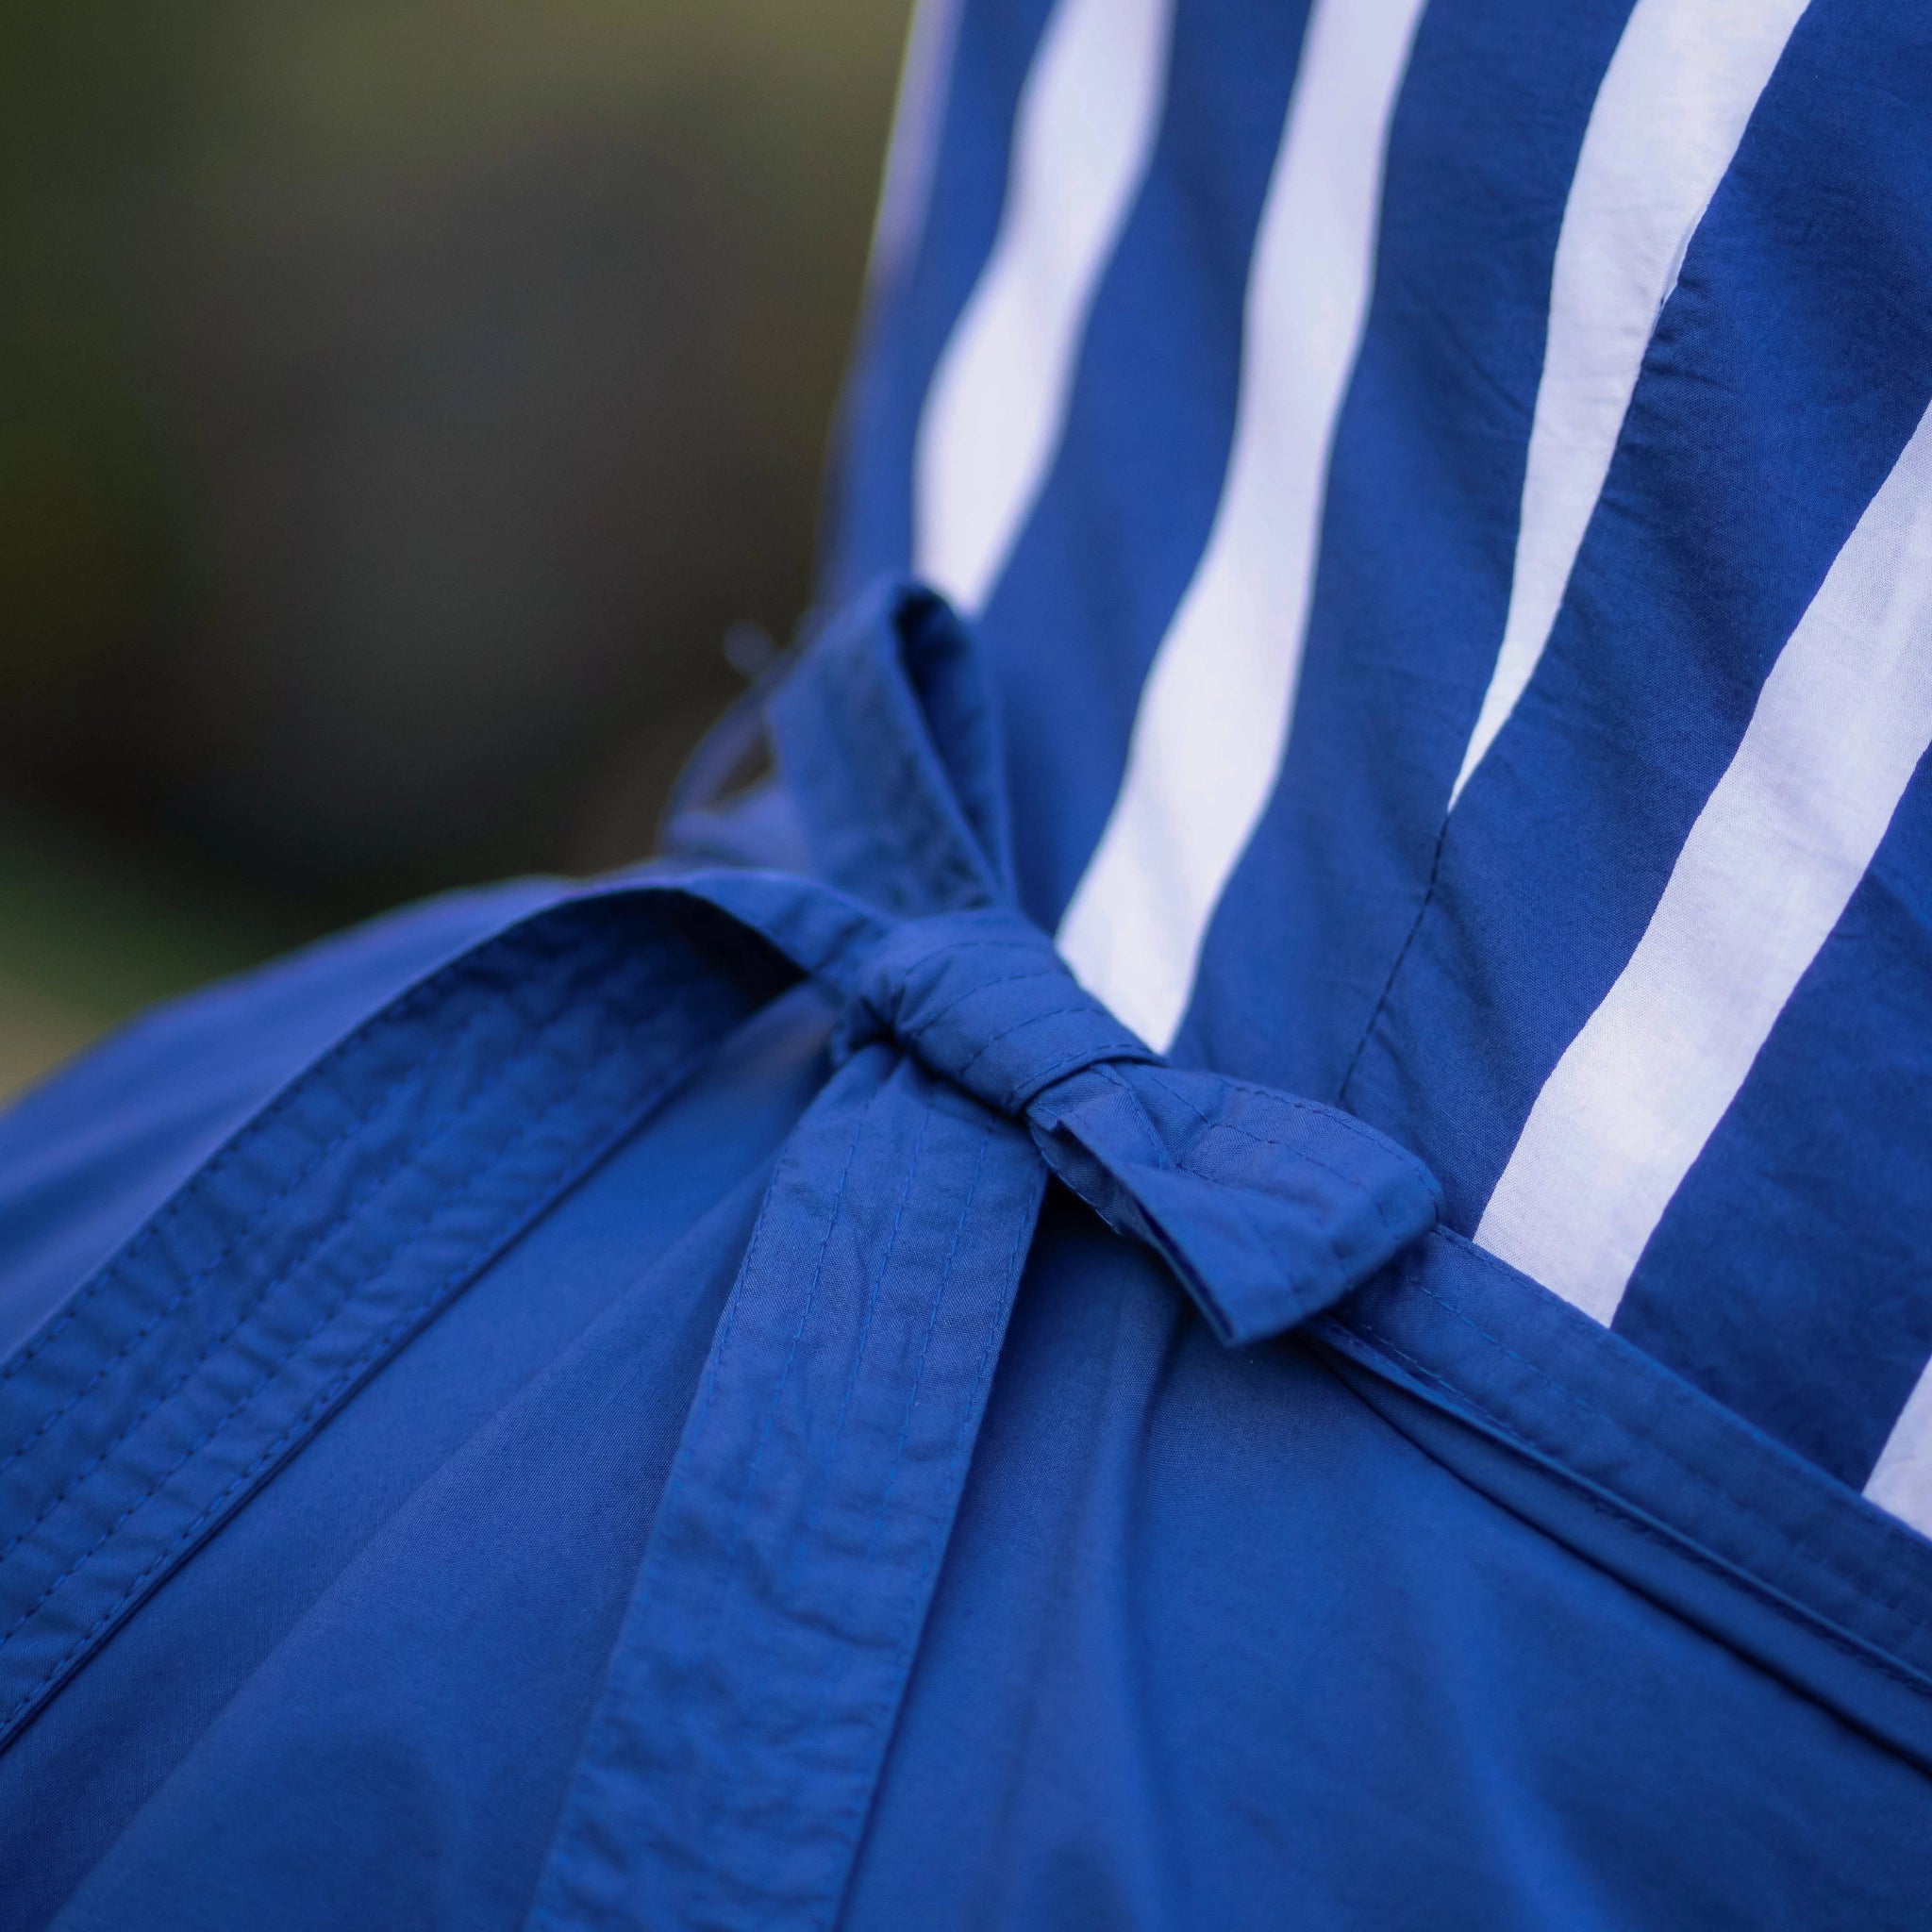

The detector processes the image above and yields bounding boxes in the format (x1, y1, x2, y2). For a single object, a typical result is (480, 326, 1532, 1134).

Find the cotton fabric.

(7, 3, 1932, 1925)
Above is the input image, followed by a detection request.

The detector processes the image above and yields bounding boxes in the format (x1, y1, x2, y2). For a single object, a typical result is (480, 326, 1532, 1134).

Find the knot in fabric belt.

(668, 581, 1445, 1352)
(832, 906, 1157, 1113)
(528, 582, 1447, 1932)
(817, 888, 1439, 1345)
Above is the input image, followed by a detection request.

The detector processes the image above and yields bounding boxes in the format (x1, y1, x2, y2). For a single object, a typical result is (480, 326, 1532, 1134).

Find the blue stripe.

(824, 0, 1058, 607)
(1170, 0, 1635, 1095)
(1621, 760, 1932, 1488)
(1341, 0, 1932, 1250)
(1595, 6, 1932, 1487)
(824, 0, 1932, 1505)
(974, 0, 1315, 925)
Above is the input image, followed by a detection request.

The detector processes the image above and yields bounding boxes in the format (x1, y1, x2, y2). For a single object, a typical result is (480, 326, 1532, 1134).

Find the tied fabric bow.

(528, 585, 1441, 1932)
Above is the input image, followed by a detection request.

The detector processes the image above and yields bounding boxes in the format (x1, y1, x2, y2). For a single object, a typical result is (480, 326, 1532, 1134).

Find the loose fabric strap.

(526, 585, 1441, 1931)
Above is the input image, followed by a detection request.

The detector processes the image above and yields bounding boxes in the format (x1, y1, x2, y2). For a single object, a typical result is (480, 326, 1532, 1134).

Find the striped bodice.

(828, 0, 1932, 1525)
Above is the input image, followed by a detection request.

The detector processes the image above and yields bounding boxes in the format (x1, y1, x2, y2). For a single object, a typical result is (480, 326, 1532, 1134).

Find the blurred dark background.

(0, 0, 911, 1098)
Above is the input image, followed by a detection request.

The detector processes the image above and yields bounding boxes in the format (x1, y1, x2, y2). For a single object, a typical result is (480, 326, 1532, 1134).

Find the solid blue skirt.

(1, 589, 1928, 1930)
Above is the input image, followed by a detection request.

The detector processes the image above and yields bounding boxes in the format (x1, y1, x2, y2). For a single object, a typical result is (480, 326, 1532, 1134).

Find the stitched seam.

(885, 728, 974, 897)
(773, 1105, 929, 1639)
(691, 1128, 1007, 1932)
(764, 1116, 996, 1824)
(1402, 1267, 1932, 1636)
(946, 1001, 1123, 1090)
(645, 1086, 874, 1882)
(0, 993, 503, 1399)
(708, 1090, 869, 1570)
(507, 1021, 816, 1930)
(0, 1112, 618, 1740)
(622, 1076, 872, 1657)
(884, 937, 1034, 961)
(1006, 1037, 1148, 1109)
(849, 922, 1150, 1104)
(684, 1100, 939, 1896)
(0, 1008, 639, 1656)
(1146, 1074, 1417, 1254)
(1334, 815, 1452, 1108)
(1084, 1065, 1350, 1326)
(845, 681, 981, 909)
(1333, 1317, 1932, 1705)
(845, 950, 1055, 1046)
(808, 1170, 1040, 1932)
(836, 1100, 931, 1459)
(1206, 1122, 1421, 1280)
(1196, 1117, 1404, 1246)
(626, 1079, 875, 1786)
(0, 941, 663, 1458)
(0, 950, 649, 1538)
(870, 1124, 990, 1552)
(902, 965, 1066, 1041)
(702, 1091, 869, 1578)
(0, 920, 598, 1391)
(1343, 1259, 1932, 1644)
(1145, 1064, 1427, 1168)
(0, 994, 597, 1567)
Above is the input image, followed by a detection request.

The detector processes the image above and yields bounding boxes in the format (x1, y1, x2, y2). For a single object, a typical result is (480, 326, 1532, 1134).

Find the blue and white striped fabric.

(9, 8, 1932, 1923)
(831, 0, 1932, 1528)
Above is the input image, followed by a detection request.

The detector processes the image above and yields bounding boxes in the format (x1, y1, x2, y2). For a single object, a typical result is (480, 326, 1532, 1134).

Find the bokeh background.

(0, 0, 912, 1101)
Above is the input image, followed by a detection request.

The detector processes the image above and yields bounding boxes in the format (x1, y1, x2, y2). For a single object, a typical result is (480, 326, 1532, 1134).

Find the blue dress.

(6, 4, 1932, 1925)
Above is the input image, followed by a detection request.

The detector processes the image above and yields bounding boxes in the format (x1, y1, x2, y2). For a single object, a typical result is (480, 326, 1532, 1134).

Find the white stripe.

(1056, 0, 1426, 1052)
(1866, 1359, 1932, 1537)
(1476, 399, 1932, 1324)
(867, 0, 967, 298)
(1447, 0, 1811, 809)
(912, 0, 1174, 617)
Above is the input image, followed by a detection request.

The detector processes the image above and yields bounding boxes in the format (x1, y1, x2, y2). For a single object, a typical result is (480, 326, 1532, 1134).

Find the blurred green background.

(0, 0, 911, 1102)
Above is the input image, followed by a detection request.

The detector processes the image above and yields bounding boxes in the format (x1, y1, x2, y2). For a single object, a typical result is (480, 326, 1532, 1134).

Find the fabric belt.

(524, 584, 1442, 1930)
(8, 580, 1932, 1924)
